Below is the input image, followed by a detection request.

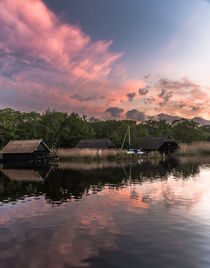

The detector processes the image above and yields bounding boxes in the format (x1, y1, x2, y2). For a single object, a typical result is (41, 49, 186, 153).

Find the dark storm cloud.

(126, 92, 136, 101)
(125, 109, 145, 122)
(105, 107, 124, 118)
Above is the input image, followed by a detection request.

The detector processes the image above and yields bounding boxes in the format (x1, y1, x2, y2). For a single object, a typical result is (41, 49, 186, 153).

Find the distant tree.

(58, 113, 95, 148)
(171, 119, 205, 143)
(0, 108, 209, 149)
(142, 120, 173, 138)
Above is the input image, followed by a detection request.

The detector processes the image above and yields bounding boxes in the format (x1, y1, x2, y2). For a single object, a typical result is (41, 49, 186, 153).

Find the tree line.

(0, 108, 210, 149)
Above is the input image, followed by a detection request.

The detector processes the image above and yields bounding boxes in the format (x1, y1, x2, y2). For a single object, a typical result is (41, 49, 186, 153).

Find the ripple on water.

(0, 160, 210, 268)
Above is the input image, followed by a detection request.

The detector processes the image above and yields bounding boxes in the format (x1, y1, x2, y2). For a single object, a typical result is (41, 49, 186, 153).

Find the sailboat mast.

(128, 126, 130, 146)
(121, 125, 131, 149)
(121, 127, 128, 149)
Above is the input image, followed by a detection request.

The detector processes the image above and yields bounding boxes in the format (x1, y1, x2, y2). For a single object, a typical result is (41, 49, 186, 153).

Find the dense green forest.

(0, 108, 210, 149)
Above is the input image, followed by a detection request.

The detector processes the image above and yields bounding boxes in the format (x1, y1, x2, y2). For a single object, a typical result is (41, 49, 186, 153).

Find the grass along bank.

(57, 142, 210, 161)
(176, 142, 210, 156)
(56, 148, 129, 161)
(56, 148, 165, 161)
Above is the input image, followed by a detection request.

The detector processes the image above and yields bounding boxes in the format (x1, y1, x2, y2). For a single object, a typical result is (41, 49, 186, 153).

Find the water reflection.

(0, 158, 201, 205)
(1, 158, 210, 268)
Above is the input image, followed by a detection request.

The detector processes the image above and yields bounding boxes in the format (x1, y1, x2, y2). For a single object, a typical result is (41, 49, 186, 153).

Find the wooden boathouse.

(0, 139, 56, 163)
(139, 136, 178, 154)
(75, 138, 115, 149)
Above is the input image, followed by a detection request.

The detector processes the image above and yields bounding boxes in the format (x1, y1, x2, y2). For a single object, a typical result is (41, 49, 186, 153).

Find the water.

(1, 158, 210, 268)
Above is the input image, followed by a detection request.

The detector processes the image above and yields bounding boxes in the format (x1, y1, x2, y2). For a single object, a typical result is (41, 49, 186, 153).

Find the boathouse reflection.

(0, 158, 201, 205)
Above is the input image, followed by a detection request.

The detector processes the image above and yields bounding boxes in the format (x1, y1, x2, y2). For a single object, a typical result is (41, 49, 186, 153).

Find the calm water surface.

(1, 158, 210, 268)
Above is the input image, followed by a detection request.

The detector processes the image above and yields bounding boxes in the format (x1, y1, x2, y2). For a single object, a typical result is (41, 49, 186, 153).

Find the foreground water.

(1, 158, 210, 268)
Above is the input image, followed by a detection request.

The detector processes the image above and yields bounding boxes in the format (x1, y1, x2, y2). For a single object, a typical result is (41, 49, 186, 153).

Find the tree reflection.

(0, 158, 201, 205)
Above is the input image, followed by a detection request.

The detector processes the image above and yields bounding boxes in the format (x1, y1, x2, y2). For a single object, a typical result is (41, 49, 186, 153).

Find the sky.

(0, 0, 210, 120)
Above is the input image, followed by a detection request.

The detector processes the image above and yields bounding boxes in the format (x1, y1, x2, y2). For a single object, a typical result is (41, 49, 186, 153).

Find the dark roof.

(75, 138, 115, 149)
(139, 136, 177, 150)
(0, 139, 51, 154)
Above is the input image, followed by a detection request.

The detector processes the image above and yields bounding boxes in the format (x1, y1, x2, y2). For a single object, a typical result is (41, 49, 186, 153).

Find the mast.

(128, 125, 130, 146)
(121, 125, 131, 149)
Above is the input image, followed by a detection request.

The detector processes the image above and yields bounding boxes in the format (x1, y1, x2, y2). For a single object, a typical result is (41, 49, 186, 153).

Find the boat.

(121, 126, 144, 155)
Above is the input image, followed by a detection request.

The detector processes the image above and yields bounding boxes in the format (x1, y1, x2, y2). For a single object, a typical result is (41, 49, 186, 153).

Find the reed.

(56, 148, 128, 161)
(177, 142, 210, 156)
(56, 148, 165, 162)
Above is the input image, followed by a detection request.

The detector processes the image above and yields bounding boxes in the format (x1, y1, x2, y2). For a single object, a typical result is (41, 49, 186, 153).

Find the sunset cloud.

(150, 78, 210, 119)
(139, 87, 149, 96)
(0, 0, 126, 114)
(105, 107, 124, 118)
(0, 0, 123, 80)
(156, 78, 201, 91)
(126, 92, 136, 101)
(0, 0, 209, 120)
(158, 89, 173, 106)
(125, 109, 146, 122)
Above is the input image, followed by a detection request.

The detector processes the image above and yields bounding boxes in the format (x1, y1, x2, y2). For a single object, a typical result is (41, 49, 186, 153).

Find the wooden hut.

(75, 138, 115, 149)
(0, 139, 53, 162)
(139, 136, 178, 154)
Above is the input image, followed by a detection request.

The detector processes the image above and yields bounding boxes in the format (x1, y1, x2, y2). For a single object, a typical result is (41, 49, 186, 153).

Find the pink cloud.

(0, 0, 128, 114)
(1, 0, 122, 79)
(0, 0, 209, 119)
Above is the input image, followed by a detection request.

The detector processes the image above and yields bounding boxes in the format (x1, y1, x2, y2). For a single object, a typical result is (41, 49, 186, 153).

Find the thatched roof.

(75, 138, 115, 149)
(0, 169, 43, 182)
(139, 136, 177, 150)
(0, 139, 51, 154)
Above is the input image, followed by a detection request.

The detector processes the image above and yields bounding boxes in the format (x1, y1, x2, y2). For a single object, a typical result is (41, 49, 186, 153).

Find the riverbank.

(57, 142, 210, 162)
